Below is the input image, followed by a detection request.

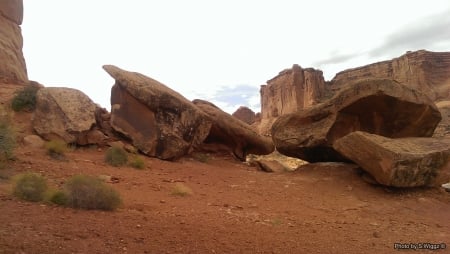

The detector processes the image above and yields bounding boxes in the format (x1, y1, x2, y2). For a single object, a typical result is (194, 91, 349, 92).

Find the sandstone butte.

(257, 50, 450, 135)
(0, 0, 27, 84)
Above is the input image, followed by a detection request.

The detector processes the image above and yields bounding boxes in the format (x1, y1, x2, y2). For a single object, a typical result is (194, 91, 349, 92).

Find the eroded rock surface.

(33, 87, 99, 144)
(193, 99, 274, 161)
(0, 0, 27, 84)
(103, 65, 212, 160)
(272, 79, 442, 162)
(333, 131, 450, 187)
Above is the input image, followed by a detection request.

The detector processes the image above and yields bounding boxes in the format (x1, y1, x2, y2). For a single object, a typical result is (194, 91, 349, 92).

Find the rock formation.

(271, 79, 442, 162)
(33, 87, 104, 145)
(193, 99, 274, 161)
(330, 50, 450, 101)
(232, 106, 256, 125)
(259, 64, 326, 135)
(333, 131, 450, 187)
(433, 101, 450, 137)
(103, 65, 212, 160)
(0, 0, 27, 84)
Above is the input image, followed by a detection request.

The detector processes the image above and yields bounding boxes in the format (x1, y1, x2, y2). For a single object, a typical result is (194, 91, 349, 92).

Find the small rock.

(23, 135, 45, 148)
(372, 232, 381, 238)
(160, 200, 166, 204)
(442, 182, 450, 192)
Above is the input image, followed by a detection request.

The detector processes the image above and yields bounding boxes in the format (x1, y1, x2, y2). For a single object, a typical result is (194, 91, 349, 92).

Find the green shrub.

(105, 146, 128, 167)
(129, 155, 145, 169)
(45, 140, 68, 160)
(193, 152, 210, 163)
(12, 173, 48, 202)
(171, 183, 193, 197)
(11, 85, 39, 112)
(47, 189, 68, 206)
(0, 115, 15, 164)
(64, 175, 121, 211)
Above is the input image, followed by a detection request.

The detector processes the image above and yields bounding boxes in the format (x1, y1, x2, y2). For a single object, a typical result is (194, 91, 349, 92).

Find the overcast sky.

(22, 0, 450, 113)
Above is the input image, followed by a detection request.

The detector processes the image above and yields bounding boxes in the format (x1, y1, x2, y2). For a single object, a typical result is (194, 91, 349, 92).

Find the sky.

(22, 0, 450, 113)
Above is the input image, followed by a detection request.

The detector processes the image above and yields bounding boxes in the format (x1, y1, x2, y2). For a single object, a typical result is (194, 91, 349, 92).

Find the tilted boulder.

(33, 87, 103, 144)
(333, 131, 450, 187)
(103, 65, 212, 160)
(272, 79, 442, 162)
(193, 99, 274, 161)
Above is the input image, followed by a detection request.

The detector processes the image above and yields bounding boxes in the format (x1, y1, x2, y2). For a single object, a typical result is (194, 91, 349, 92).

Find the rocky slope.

(0, 0, 27, 84)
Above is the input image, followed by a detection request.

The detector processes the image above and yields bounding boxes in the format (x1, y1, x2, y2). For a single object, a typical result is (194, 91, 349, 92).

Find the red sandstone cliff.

(0, 0, 27, 84)
(258, 64, 326, 134)
(330, 50, 450, 101)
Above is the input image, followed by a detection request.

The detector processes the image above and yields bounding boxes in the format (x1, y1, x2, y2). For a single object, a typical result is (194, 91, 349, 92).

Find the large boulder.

(0, 0, 27, 84)
(103, 65, 212, 160)
(333, 131, 450, 187)
(272, 79, 442, 162)
(32, 87, 101, 144)
(193, 99, 274, 161)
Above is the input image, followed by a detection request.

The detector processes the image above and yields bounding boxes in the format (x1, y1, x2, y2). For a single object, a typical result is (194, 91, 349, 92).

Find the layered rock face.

(330, 50, 450, 101)
(271, 79, 442, 162)
(259, 64, 326, 135)
(103, 65, 212, 160)
(193, 99, 274, 161)
(334, 131, 450, 187)
(0, 0, 27, 84)
(232, 106, 256, 125)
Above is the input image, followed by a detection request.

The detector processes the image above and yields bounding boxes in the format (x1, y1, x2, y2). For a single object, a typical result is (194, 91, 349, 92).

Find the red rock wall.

(260, 64, 326, 119)
(331, 50, 450, 101)
(0, 0, 27, 84)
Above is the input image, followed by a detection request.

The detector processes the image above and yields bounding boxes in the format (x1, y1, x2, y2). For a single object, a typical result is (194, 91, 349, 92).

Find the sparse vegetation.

(171, 183, 193, 197)
(193, 152, 210, 163)
(11, 85, 39, 112)
(12, 173, 48, 202)
(105, 146, 128, 167)
(64, 175, 121, 211)
(45, 140, 68, 160)
(0, 112, 15, 167)
(129, 155, 145, 169)
(46, 189, 68, 206)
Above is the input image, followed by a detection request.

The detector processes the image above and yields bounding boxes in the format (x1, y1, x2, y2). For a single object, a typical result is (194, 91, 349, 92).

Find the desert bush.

(11, 85, 39, 112)
(105, 146, 128, 167)
(0, 114, 15, 165)
(129, 155, 145, 169)
(171, 183, 193, 197)
(64, 175, 121, 211)
(12, 173, 48, 202)
(46, 189, 68, 206)
(45, 140, 68, 160)
(193, 152, 210, 163)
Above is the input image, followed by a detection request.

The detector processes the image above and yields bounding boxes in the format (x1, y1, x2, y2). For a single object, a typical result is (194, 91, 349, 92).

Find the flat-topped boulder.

(103, 65, 212, 160)
(271, 79, 442, 162)
(333, 131, 450, 187)
(193, 99, 274, 161)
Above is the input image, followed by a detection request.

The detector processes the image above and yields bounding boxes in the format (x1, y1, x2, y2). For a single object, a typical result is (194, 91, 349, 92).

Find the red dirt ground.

(0, 84, 449, 253)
